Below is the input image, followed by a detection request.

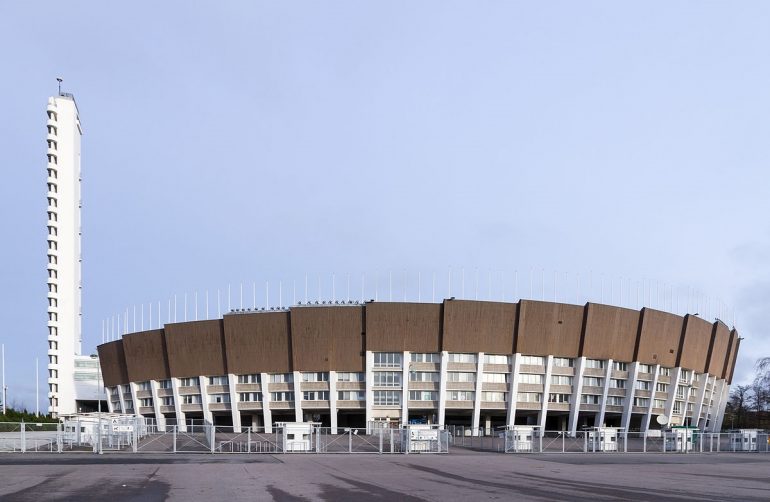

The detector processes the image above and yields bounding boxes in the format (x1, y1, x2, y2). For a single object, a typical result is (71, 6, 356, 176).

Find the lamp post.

(90, 354, 102, 454)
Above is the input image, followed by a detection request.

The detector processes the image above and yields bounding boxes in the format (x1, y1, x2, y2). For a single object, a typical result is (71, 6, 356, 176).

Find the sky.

(1, 1, 769, 412)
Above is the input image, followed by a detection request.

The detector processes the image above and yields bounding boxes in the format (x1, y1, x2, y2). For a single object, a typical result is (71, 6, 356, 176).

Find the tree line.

(724, 357, 770, 430)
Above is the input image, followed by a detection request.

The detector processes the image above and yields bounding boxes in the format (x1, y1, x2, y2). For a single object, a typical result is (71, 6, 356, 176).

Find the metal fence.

(446, 427, 770, 454)
(2, 420, 766, 455)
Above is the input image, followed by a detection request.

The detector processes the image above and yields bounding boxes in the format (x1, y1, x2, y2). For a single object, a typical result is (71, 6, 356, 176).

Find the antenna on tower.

(56, 77, 63, 95)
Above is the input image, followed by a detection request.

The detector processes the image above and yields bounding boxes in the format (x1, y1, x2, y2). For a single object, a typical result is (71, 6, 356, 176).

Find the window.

(180, 377, 199, 387)
(411, 353, 440, 363)
(483, 373, 509, 383)
(481, 392, 506, 402)
(159, 379, 172, 389)
(182, 395, 201, 404)
(584, 359, 605, 369)
(581, 394, 601, 405)
(655, 382, 668, 393)
(552, 357, 573, 367)
(47, 125, 57, 135)
(337, 391, 365, 401)
(301, 372, 329, 382)
(337, 372, 365, 382)
(409, 391, 438, 401)
(209, 376, 228, 386)
(676, 386, 686, 399)
(484, 354, 510, 365)
(303, 391, 329, 401)
(659, 367, 671, 377)
(448, 353, 477, 363)
(638, 364, 653, 374)
(636, 380, 651, 391)
(271, 392, 295, 402)
(606, 396, 623, 406)
(374, 353, 402, 368)
(672, 401, 682, 414)
(447, 372, 476, 383)
(520, 355, 545, 366)
(48, 341, 58, 350)
(239, 392, 262, 402)
(410, 371, 439, 382)
(447, 391, 474, 401)
(633, 397, 650, 407)
(208, 394, 230, 404)
(610, 379, 626, 389)
(519, 373, 544, 385)
(686, 402, 694, 412)
(582, 377, 603, 387)
(138, 381, 151, 391)
(612, 361, 628, 371)
(269, 373, 293, 383)
(373, 390, 400, 406)
(517, 392, 542, 403)
(548, 393, 571, 404)
(48, 355, 58, 364)
(48, 326, 57, 336)
(551, 375, 573, 386)
(373, 371, 401, 387)
(654, 399, 666, 409)
(74, 372, 97, 381)
(47, 110, 57, 121)
(238, 374, 260, 384)
(48, 312, 58, 321)
(161, 396, 174, 406)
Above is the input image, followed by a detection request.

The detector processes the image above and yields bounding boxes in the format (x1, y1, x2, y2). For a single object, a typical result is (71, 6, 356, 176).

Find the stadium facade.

(97, 299, 739, 434)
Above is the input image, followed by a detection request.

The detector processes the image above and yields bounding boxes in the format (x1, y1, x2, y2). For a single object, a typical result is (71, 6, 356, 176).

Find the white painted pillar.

(329, 370, 338, 434)
(105, 389, 115, 414)
(471, 352, 484, 435)
(293, 371, 303, 422)
(438, 351, 449, 427)
(199, 375, 213, 425)
(401, 351, 410, 426)
(171, 377, 186, 432)
(707, 379, 725, 432)
(692, 373, 709, 430)
(641, 364, 660, 432)
(714, 381, 729, 432)
(129, 382, 141, 418)
(621, 362, 639, 431)
(595, 359, 613, 427)
(150, 380, 166, 431)
(227, 374, 241, 433)
(663, 367, 682, 425)
(365, 352, 374, 428)
(116, 384, 127, 413)
(568, 356, 586, 435)
(538, 355, 554, 430)
(260, 373, 272, 433)
(506, 353, 521, 427)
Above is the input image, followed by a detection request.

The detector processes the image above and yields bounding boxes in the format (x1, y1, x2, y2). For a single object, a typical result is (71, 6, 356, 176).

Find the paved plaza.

(1, 451, 769, 501)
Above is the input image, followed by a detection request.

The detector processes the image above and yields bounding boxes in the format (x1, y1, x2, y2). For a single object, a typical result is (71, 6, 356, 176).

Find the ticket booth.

(405, 425, 441, 453)
(505, 426, 539, 453)
(587, 427, 620, 452)
(731, 429, 759, 451)
(280, 422, 314, 452)
(666, 426, 697, 452)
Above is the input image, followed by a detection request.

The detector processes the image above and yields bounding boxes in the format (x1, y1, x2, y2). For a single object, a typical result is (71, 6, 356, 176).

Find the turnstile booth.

(587, 427, 620, 452)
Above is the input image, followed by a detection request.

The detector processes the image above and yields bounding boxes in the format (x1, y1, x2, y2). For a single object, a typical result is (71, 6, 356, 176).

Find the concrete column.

(663, 367, 682, 426)
(621, 362, 639, 431)
(437, 351, 449, 427)
(329, 370, 338, 434)
(472, 352, 484, 435)
(150, 380, 166, 432)
(171, 377, 186, 432)
(568, 357, 586, 435)
(293, 371, 303, 422)
(680, 369, 696, 427)
(365, 352, 374, 428)
(538, 355, 554, 430)
(401, 351, 410, 426)
(116, 384, 126, 413)
(641, 364, 660, 432)
(129, 382, 141, 418)
(105, 389, 115, 414)
(693, 373, 709, 430)
(227, 374, 241, 433)
(260, 373, 272, 433)
(199, 375, 213, 426)
(506, 354, 521, 427)
(707, 379, 725, 432)
(595, 359, 613, 427)
(714, 381, 729, 432)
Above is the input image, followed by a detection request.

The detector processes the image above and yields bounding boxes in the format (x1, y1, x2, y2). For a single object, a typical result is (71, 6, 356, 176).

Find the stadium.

(96, 298, 739, 436)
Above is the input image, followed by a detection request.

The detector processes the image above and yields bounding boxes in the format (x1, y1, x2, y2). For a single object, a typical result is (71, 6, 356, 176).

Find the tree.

(726, 385, 751, 429)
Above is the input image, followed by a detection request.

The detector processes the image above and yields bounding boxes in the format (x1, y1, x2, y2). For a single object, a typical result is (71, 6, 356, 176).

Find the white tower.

(46, 88, 84, 416)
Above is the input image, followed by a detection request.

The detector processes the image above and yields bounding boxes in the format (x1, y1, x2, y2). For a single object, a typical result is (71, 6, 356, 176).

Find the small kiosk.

(666, 426, 698, 452)
(587, 427, 620, 452)
(406, 424, 441, 453)
(730, 429, 760, 451)
(504, 426, 539, 453)
(278, 422, 315, 452)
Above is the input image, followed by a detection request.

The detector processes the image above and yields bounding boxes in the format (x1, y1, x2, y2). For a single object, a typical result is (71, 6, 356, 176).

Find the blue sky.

(1, 1, 769, 411)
